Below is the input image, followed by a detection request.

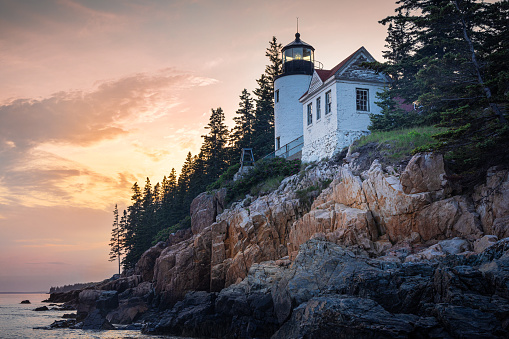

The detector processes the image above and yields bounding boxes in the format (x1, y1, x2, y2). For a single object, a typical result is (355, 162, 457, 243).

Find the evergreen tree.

(231, 89, 255, 157)
(374, 0, 509, 184)
(369, 88, 420, 131)
(123, 182, 143, 269)
(252, 37, 282, 159)
(201, 107, 230, 181)
(187, 152, 207, 204)
(108, 204, 123, 275)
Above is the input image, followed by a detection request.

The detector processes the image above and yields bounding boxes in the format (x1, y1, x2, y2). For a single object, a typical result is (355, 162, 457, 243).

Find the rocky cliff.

(58, 151, 509, 337)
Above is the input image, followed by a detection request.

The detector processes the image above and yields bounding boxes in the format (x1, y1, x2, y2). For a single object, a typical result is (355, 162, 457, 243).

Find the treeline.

(49, 282, 98, 293)
(109, 37, 283, 270)
(369, 0, 508, 183)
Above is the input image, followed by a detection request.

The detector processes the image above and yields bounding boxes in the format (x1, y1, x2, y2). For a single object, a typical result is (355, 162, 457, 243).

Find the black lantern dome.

(281, 32, 315, 76)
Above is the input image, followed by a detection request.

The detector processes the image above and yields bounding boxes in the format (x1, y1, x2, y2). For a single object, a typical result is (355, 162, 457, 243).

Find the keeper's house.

(274, 33, 389, 162)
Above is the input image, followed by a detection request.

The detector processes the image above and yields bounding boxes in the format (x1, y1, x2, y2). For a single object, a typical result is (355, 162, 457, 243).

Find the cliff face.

(64, 152, 509, 336)
(143, 152, 508, 308)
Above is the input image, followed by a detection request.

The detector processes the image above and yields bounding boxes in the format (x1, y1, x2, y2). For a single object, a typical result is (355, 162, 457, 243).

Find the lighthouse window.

(303, 48, 313, 62)
(293, 47, 303, 60)
(307, 103, 313, 125)
(356, 88, 369, 111)
(275, 89, 279, 103)
(284, 49, 293, 63)
(325, 91, 332, 114)
(316, 97, 321, 120)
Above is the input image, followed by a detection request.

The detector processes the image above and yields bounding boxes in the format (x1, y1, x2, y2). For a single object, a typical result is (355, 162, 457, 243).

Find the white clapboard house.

(273, 32, 389, 162)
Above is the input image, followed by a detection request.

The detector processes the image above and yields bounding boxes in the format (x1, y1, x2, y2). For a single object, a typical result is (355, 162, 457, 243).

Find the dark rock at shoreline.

(43, 290, 81, 304)
(33, 306, 49, 311)
(35, 319, 82, 330)
(20, 300, 30, 304)
(52, 304, 75, 311)
(62, 313, 77, 318)
(144, 238, 509, 338)
(82, 309, 115, 330)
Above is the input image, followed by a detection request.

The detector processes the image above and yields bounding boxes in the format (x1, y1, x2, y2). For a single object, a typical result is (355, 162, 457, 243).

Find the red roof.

(328, 47, 363, 78)
(299, 47, 367, 101)
(314, 47, 363, 82)
(315, 69, 331, 82)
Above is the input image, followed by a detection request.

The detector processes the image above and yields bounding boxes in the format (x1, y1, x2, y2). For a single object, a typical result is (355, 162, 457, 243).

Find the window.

(316, 97, 321, 120)
(275, 89, 279, 103)
(307, 103, 313, 125)
(276, 137, 280, 149)
(325, 91, 332, 114)
(356, 88, 369, 111)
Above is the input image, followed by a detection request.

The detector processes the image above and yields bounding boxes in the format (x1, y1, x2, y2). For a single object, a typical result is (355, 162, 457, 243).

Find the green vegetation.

(367, 0, 508, 183)
(152, 216, 191, 245)
(207, 163, 240, 191)
(224, 158, 301, 204)
(352, 126, 441, 161)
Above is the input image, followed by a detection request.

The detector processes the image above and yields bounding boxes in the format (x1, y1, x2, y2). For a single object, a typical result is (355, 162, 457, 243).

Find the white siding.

(301, 80, 385, 162)
(274, 74, 311, 148)
(302, 82, 338, 162)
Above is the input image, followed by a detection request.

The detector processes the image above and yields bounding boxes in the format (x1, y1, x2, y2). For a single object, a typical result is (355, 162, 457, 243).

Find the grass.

(351, 126, 441, 161)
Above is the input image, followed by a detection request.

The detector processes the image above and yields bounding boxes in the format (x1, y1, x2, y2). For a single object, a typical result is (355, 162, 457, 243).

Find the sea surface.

(0, 292, 185, 339)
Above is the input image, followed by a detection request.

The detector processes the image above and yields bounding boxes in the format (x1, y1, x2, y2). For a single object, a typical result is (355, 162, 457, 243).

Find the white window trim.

(307, 102, 313, 126)
(316, 97, 321, 121)
(356, 88, 369, 112)
(325, 90, 332, 115)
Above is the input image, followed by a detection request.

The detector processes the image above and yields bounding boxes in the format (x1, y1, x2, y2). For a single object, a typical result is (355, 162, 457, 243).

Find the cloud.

(0, 69, 217, 208)
(0, 70, 213, 150)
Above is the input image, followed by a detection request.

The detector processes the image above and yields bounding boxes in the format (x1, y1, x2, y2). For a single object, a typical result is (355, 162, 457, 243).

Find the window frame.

(325, 90, 332, 115)
(307, 102, 313, 126)
(356, 88, 369, 112)
(316, 97, 321, 120)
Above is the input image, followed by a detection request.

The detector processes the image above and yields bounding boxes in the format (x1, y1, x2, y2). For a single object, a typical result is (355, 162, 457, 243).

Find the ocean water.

(0, 293, 183, 339)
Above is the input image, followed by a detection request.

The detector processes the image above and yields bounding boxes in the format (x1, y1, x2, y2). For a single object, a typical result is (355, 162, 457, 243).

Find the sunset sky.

(0, 0, 397, 292)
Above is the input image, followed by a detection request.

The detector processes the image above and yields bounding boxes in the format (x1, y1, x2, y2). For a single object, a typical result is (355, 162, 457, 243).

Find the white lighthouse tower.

(274, 32, 315, 151)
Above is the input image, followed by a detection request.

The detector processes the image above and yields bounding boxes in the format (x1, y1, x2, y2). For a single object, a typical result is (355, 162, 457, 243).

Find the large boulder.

(152, 226, 212, 307)
(400, 152, 450, 196)
(190, 188, 226, 235)
(135, 242, 166, 282)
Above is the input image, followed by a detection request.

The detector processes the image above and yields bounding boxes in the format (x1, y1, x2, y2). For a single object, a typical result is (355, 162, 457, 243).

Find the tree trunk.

(452, 0, 507, 123)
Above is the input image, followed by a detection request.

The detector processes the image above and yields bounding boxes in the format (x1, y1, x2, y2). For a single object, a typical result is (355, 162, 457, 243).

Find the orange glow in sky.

(0, 0, 397, 292)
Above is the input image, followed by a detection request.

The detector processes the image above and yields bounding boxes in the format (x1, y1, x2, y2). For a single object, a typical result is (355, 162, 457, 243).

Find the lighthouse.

(274, 32, 315, 150)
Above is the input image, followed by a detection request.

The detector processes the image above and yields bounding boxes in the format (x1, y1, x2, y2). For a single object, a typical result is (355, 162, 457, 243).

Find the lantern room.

(281, 33, 315, 76)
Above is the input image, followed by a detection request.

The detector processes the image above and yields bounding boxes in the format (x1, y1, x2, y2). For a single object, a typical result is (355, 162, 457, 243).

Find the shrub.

(152, 216, 191, 245)
(225, 157, 301, 203)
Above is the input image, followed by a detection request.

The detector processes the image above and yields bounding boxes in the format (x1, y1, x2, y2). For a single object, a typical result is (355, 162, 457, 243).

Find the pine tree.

(123, 182, 143, 269)
(231, 89, 255, 157)
(201, 107, 230, 181)
(252, 37, 282, 159)
(374, 0, 509, 184)
(108, 204, 123, 275)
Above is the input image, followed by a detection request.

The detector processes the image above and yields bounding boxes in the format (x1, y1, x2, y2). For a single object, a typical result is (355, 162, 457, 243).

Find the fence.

(262, 135, 304, 160)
